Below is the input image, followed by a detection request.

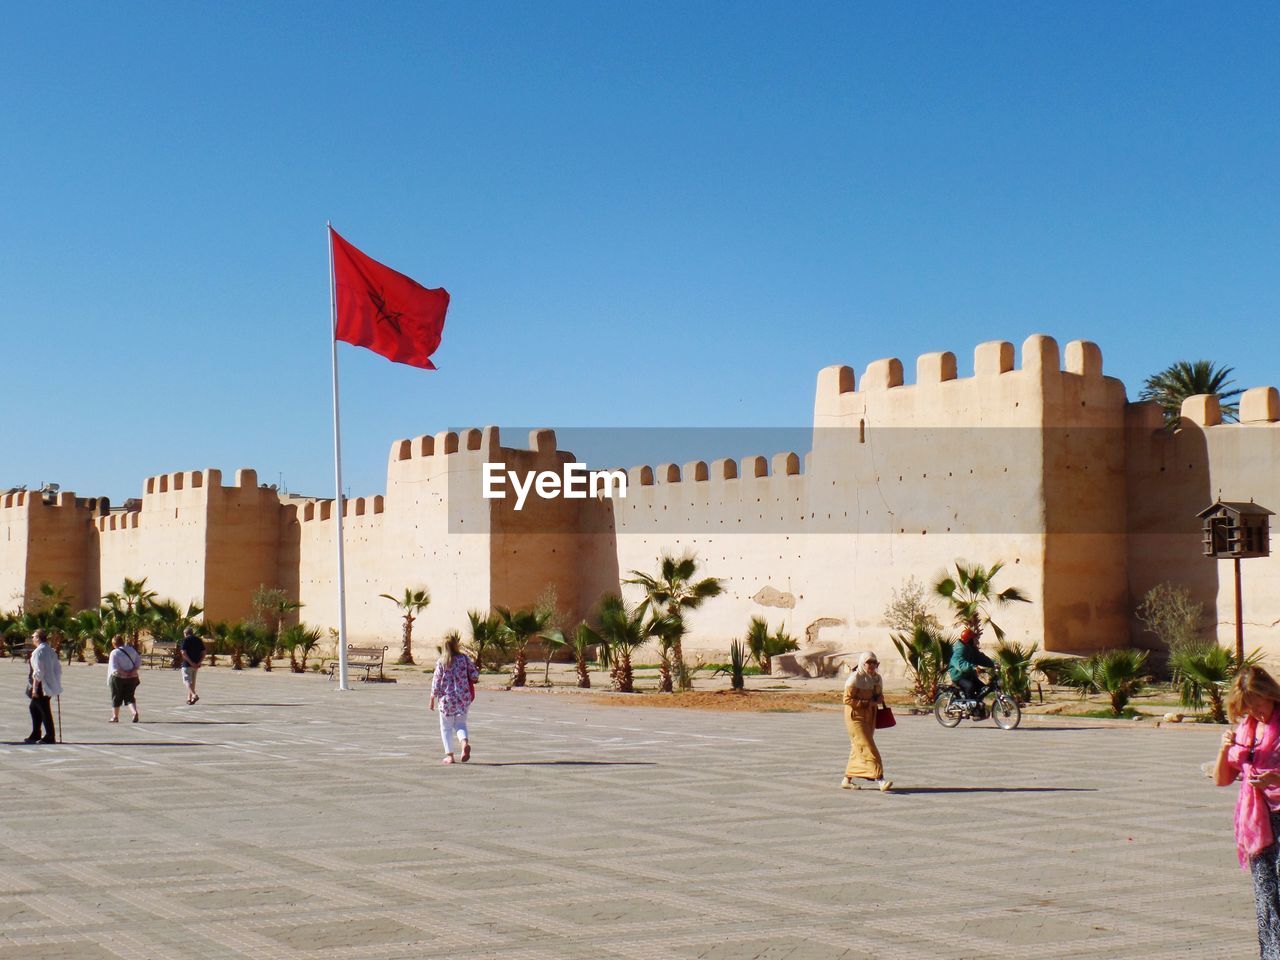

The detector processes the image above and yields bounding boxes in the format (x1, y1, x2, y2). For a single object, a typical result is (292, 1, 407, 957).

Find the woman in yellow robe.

(841, 651, 892, 791)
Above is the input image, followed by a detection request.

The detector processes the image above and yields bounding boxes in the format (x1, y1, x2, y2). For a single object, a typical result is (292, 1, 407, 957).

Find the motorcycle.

(933, 672, 1022, 730)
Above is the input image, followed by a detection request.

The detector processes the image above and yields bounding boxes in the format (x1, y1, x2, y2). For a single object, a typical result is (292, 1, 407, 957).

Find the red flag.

(330, 227, 449, 369)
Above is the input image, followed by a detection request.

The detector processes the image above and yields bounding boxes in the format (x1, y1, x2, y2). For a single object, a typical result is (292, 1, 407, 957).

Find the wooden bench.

(327, 645, 388, 682)
(5, 640, 34, 661)
(143, 639, 177, 669)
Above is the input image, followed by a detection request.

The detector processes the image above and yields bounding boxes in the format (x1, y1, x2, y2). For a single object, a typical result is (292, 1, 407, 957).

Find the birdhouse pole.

(1234, 557, 1244, 664)
(1198, 499, 1273, 665)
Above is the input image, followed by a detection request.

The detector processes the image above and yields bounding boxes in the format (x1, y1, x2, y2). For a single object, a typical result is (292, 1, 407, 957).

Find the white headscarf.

(844, 651, 882, 693)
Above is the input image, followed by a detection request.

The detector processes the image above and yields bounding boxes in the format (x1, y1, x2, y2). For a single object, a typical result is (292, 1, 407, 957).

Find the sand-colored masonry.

(5, 336, 1279, 663)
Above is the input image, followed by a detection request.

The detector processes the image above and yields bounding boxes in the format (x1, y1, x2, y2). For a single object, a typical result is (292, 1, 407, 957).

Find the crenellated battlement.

(622, 451, 803, 490)
(1, 490, 109, 514)
(815, 335, 1119, 424)
(0, 490, 31, 510)
(96, 511, 142, 533)
(143, 469, 209, 496)
(140, 467, 269, 498)
(1174, 388, 1280, 428)
(388, 426, 501, 464)
(296, 494, 386, 523)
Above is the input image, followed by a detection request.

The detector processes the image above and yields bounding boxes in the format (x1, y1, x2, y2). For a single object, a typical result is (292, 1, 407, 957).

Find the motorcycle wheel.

(933, 690, 963, 728)
(991, 692, 1022, 730)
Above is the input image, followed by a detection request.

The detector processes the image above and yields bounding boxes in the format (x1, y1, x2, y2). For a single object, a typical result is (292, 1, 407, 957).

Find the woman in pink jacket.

(1215, 664, 1280, 959)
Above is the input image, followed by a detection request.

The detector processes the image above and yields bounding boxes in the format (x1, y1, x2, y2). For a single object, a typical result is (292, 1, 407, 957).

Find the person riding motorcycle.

(949, 627, 994, 706)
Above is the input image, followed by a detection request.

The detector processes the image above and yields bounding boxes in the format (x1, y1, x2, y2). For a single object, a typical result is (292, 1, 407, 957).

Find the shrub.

(713, 640, 748, 691)
(994, 640, 1039, 704)
(1034, 656, 1078, 686)
(1057, 649, 1151, 717)
(1169, 643, 1263, 723)
(466, 611, 507, 671)
(744, 616, 798, 674)
(884, 576, 942, 634)
(1136, 582, 1204, 656)
(890, 624, 953, 704)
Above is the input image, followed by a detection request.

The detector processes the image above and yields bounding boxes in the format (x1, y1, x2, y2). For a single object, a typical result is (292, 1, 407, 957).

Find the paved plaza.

(0, 661, 1256, 959)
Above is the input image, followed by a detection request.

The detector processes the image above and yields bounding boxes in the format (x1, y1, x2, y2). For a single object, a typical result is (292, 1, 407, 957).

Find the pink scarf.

(1228, 707, 1280, 869)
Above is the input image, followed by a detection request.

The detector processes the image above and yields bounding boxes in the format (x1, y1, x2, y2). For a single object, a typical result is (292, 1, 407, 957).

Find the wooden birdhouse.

(1198, 500, 1273, 559)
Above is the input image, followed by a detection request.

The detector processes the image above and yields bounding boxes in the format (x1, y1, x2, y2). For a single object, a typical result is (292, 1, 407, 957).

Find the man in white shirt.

(26, 629, 62, 744)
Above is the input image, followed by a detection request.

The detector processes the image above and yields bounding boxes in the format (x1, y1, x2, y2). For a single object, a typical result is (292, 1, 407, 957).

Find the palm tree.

(566, 621, 597, 688)
(649, 613, 685, 693)
(21, 582, 72, 647)
(1170, 643, 1262, 723)
(207, 621, 240, 670)
(249, 586, 302, 671)
(744, 616, 799, 674)
(380, 587, 431, 665)
(496, 606, 551, 687)
(1060, 649, 1151, 716)
(243, 623, 276, 669)
(30, 581, 74, 616)
(147, 600, 204, 644)
(278, 623, 325, 673)
(465, 610, 503, 671)
(90, 606, 127, 663)
(103, 577, 158, 646)
(538, 629, 569, 685)
(60, 609, 92, 663)
(890, 623, 955, 704)
(595, 595, 651, 693)
(993, 640, 1039, 704)
(1140, 360, 1243, 425)
(625, 553, 724, 691)
(933, 561, 1030, 642)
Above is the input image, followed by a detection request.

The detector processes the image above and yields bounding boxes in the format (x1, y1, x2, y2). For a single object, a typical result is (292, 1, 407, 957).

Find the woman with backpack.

(108, 635, 142, 723)
(429, 634, 479, 764)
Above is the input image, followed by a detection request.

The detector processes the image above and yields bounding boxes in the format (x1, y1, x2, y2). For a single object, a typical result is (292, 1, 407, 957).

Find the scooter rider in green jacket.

(949, 628, 994, 704)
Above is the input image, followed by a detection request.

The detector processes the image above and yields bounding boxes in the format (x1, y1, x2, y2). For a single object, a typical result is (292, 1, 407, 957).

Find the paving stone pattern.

(0, 663, 1256, 959)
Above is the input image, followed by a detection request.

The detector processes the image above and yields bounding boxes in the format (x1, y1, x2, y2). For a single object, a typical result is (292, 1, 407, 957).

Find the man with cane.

(25, 629, 62, 744)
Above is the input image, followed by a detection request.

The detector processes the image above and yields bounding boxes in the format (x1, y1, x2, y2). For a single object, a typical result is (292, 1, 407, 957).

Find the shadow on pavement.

(475, 760, 658, 767)
(139, 721, 252, 725)
(1002, 726, 1124, 732)
(888, 786, 1096, 795)
(206, 703, 307, 707)
(4, 741, 212, 747)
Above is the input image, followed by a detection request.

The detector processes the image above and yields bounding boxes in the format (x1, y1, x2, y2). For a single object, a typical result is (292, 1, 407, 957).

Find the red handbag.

(875, 705, 896, 729)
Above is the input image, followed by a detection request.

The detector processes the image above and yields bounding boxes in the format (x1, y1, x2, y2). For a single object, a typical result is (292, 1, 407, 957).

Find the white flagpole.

(328, 222, 351, 691)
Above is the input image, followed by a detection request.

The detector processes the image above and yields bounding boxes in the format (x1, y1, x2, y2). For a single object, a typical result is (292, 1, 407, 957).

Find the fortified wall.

(600, 335, 1128, 655)
(4, 335, 1279, 662)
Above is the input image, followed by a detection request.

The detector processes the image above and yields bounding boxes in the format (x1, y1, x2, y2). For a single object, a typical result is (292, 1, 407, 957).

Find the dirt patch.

(572, 689, 917, 713)
(576, 690, 834, 712)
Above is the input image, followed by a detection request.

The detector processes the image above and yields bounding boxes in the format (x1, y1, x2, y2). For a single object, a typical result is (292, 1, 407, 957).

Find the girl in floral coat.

(429, 635, 480, 764)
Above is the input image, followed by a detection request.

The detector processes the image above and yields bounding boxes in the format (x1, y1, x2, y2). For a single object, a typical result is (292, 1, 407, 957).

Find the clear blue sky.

(2, 2, 1277, 502)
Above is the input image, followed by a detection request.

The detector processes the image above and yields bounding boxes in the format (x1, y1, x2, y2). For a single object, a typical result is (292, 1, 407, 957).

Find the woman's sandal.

(840, 777, 859, 790)
(460, 743, 471, 762)
(441, 756, 455, 764)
